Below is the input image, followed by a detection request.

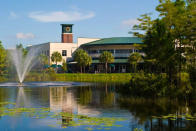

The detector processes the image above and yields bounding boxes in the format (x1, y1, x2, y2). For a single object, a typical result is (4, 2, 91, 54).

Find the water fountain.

(10, 47, 40, 84)
(0, 46, 88, 87)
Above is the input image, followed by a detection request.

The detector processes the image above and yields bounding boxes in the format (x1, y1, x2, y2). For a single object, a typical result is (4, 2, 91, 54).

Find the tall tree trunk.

(105, 63, 107, 73)
(80, 66, 82, 73)
(135, 64, 137, 73)
(42, 66, 45, 80)
(83, 66, 85, 73)
(56, 61, 58, 73)
(168, 66, 172, 85)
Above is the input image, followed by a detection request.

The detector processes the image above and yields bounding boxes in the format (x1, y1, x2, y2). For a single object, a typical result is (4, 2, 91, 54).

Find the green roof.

(81, 37, 143, 47)
(92, 59, 128, 64)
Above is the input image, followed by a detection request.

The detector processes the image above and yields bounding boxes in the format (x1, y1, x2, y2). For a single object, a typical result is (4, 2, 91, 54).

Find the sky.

(0, 0, 160, 49)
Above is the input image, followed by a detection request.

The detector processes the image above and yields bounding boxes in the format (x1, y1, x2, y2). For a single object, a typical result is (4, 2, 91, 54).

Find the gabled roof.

(80, 37, 143, 47)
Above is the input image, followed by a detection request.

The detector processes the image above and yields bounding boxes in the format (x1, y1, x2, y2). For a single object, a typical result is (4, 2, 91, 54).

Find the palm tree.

(62, 59, 67, 73)
(83, 54, 92, 73)
(38, 54, 48, 79)
(74, 49, 92, 73)
(51, 51, 62, 66)
(128, 52, 143, 73)
(99, 51, 114, 73)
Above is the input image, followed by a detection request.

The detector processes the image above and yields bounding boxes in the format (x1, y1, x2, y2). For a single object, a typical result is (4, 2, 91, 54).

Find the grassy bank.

(0, 76, 7, 82)
(24, 73, 132, 83)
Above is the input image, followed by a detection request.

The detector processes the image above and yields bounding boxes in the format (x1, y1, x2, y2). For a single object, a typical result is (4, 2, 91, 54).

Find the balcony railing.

(89, 53, 145, 58)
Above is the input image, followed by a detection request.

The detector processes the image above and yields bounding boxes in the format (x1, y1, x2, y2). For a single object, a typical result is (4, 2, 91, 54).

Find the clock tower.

(61, 24, 73, 43)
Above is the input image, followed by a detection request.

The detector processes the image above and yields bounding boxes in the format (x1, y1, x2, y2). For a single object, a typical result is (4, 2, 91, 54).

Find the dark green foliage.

(74, 49, 92, 73)
(51, 51, 62, 65)
(129, 73, 168, 97)
(143, 19, 180, 82)
(128, 52, 143, 73)
(132, 13, 154, 38)
(62, 60, 67, 72)
(131, 0, 196, 93)
(0, 41, 7, 76)
(127, 72, 192, 98)
(99, 51, 114, 73)
(188, 66, 196, 88)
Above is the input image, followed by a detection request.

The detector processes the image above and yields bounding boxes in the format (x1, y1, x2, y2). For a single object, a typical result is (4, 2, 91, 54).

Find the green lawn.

(24, 73, 132, 83)
(56, 73, 132, 83)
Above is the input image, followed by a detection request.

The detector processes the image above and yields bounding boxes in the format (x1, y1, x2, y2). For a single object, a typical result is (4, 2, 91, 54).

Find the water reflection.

(50, 87, 75, 112)
(0, 83, 196, 130)
(117, 97, 196, 130)
(16, 87, 29, 107)
(49, 87, 75, 128)
(76, 83, 116, 108)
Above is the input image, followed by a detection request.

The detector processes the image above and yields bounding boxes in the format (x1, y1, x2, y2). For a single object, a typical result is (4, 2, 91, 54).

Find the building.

(80, 37, 144, 73)
(27, 24, 99, 65)
(28, 24, 144, 72)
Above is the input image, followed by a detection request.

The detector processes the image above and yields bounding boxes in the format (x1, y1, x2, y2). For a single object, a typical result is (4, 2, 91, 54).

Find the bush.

(129, 73, 168, 97)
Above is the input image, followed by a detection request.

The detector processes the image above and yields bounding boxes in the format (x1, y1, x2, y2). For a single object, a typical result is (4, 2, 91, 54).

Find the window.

(129, 49, 133, 53)
(115, 49, 130, 54)
(135, 49, 138, 52)
(62, 50, 67, 56)
(88, 50, 98, 54)
(107, 50, 114, 53)
(99, 50, 114, 53)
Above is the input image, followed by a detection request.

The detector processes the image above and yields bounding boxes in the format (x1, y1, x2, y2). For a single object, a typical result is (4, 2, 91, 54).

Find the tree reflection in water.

(117, 96, 196, 131)
(1, 82, 196, 130)
(76, 83, 116, 108)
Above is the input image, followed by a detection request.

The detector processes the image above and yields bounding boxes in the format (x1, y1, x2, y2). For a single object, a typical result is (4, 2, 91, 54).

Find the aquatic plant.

(0, 102, 126, 130)
(152, 113, 196, 121)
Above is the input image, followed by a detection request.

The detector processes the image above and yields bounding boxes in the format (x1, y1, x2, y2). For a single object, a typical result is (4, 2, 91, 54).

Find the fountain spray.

(10, 47, 40, 84)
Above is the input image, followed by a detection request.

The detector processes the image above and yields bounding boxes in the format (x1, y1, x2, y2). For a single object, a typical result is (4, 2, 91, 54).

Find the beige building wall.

(28, 42, 79, 65)
(27, 37, 101, 65)
(50, 42, 78, 65)
(77, 38, 100, 47)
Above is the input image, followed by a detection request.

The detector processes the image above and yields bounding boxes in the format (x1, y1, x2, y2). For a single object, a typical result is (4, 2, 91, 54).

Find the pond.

(0, 82, 196, 131)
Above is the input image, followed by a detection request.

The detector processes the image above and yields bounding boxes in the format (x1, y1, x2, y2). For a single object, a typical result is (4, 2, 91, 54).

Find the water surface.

(0, 82, 196, 131)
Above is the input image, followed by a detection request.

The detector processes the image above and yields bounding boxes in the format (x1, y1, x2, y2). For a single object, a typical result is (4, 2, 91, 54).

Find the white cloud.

(16, 33, 35, 39)
(10, 11, 18, 18)
(122, 19, 140, 27)
(28, 11, 95, 22)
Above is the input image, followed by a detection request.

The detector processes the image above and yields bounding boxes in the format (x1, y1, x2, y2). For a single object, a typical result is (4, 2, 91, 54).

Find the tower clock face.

(66, 27, 71, 32)
(62, 25, 73, 33)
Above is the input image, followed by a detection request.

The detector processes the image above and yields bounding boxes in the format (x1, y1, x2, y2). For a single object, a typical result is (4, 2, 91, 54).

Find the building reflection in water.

(2, 83, 196, 130)
(50, 87, 76, 112)
(49, 85, 117, 128)
(50, 87, 76, 128)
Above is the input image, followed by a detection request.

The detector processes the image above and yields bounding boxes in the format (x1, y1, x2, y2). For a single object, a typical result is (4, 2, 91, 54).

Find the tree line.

(131, 0, 195, 85)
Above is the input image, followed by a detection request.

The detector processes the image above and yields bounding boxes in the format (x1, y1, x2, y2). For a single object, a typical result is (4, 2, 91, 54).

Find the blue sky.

(0, 0, 159, 48)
